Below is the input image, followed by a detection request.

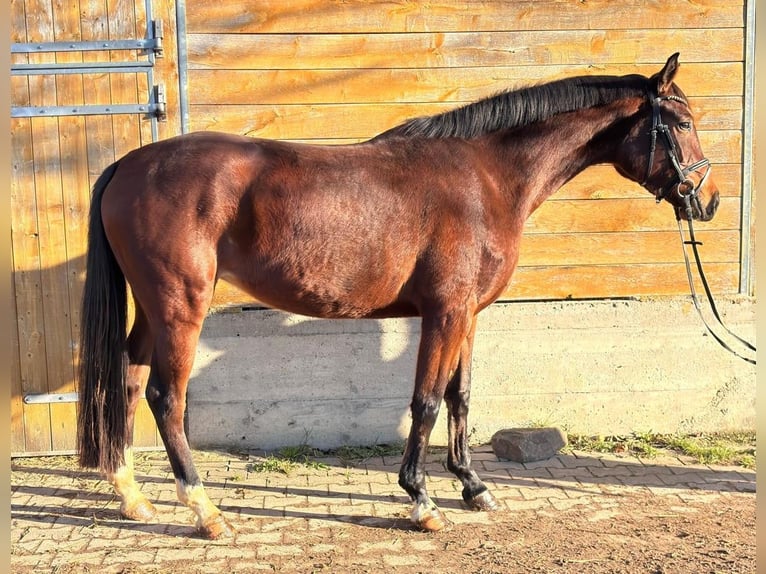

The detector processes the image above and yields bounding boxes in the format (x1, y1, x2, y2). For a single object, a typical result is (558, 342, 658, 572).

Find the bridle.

(641, 91, 711, 207)
(641, 92, 755, 365)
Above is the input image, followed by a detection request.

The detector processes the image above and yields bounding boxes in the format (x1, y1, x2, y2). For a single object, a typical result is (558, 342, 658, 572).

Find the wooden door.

(10, 0, 181, 455)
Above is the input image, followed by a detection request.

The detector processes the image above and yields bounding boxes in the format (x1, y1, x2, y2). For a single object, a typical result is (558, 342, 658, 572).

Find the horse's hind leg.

(145, 301, 234, 539)
(107, 300, 157, 521)
(443, 316, 499, 512)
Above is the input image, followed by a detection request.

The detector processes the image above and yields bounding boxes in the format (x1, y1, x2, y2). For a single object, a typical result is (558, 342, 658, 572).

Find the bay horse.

(77, 53, 719, 538)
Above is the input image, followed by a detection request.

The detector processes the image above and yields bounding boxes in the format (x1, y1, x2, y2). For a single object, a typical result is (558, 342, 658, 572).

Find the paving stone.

(565, 482, 606, 496)
(207, 546, 257, 561)
(446, 510, 492, 525)
(618, 473, 664, 487)
(384, 554, 420, 566)
(524, 457, 565, 470)
(489, 486, 524, 500)
(101, 549, 157, 565)
(549, 497, 593, 511)
(559, 454, 606, 468)
(646, 484, 686, 496)
(258, 544, 304, 557)
(410, 539, 439, 551)
(735, 481, 757, 493)
(481, 459, 523, 472)
(588, 464, 634, 477)
(309, 543, 338, 554)
(12, 540, 42, 555)
(587, 508, 620, 522)
(51, 552, 105, 568)
(307, 516, 352, 530)
(229, 562, 276, 572)
(548, 465, 597, 479)
(507, 467, 554, 480)
(155, 547, 208, 562)
(658, 471, 707, 486)
(10, 553, 55, 570)
(491, 428, 567, 463)
(235, 531, 283, 544)
(357, 539, 405, 554)
(519, 485, 569, 500)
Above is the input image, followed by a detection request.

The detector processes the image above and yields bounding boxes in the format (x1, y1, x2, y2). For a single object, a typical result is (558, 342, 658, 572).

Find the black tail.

(76, 160, 128, 474)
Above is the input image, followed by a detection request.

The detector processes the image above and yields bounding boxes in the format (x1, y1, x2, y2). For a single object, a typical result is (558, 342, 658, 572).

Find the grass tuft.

(565, 431, 755, 469)
(247, 443, 329, 475)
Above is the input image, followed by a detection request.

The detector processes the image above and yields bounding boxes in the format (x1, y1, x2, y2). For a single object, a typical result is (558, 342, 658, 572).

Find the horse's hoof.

(468, 490, 500, 512)
(198, 514, 236, 540)
(120, 499, 158, 522)
(411, 503, 449, 532)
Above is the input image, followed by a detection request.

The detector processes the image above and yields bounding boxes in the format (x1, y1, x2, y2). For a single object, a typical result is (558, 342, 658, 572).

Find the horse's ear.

(653, 53, 680, 94)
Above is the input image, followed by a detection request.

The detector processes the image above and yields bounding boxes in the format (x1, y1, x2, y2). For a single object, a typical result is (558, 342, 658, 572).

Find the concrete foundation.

(187, 296, 756, 451)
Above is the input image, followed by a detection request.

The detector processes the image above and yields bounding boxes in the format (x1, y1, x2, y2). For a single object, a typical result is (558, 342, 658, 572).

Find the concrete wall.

(187, 296, 756, 452)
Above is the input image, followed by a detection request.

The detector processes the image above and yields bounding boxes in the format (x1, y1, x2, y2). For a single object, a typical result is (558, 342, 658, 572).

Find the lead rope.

(678, 196, 756, 365)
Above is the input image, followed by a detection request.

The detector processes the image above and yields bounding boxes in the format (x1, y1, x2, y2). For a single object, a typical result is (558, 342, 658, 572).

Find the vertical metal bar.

(175, 0, 190, 134)
(740, 0, 755, 294)
(146, 0, 159, 141)
(145, 0, 154, 53)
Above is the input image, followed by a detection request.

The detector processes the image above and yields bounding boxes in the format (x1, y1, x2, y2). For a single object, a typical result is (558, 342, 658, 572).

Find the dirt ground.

(82, 495, 755, 574)
(11, 446, 756, 574)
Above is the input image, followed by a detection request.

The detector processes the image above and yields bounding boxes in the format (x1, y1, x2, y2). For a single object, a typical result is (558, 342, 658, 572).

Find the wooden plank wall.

(183, 0, 746, 307)
(10, 0, 181, 455)
(10, 0, 749, 455)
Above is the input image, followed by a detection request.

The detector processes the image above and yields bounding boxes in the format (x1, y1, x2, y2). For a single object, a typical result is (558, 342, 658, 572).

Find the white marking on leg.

(108, 448, 138, 498)
(410, 496, 448, 531)
(410, 496, 437, 524)
(175, 480, 223, 529)
(107, 448, 155, 520)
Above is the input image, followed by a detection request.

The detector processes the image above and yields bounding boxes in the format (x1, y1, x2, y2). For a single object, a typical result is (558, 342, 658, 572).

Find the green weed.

(247, 442, 329, 475)
(333, 442, 405, 465)
(565, 431, 755, 468)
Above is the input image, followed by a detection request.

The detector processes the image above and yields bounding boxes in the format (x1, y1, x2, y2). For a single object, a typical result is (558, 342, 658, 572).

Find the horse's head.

(616, 53, 720, 221)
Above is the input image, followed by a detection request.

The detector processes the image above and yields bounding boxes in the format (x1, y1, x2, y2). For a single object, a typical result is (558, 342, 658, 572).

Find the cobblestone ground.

(11, 446, 756, 573)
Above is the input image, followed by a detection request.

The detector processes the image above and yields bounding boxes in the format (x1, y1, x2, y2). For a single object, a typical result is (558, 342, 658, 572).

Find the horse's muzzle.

(676, 189, 719, 221)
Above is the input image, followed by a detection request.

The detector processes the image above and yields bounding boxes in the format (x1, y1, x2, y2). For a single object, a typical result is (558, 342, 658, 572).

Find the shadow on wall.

(186, 306, 422, 452)
(10, 250, 421, 454)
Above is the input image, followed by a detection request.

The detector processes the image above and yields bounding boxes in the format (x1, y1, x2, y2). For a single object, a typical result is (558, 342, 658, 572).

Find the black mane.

(375, 74, 649, 140)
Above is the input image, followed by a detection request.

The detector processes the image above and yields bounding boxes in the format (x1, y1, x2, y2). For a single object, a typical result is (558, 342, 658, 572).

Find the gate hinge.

(23, 392, 78, 405)
(12, 85, 168, 119)
(150, 19, 164, 58)
(153, 84, 167, 121)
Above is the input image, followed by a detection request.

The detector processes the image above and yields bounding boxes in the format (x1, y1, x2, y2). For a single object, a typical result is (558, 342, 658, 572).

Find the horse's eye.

(679, 121, 692, 131)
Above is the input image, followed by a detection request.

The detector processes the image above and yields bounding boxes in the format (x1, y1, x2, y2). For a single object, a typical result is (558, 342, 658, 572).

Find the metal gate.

(11, 0, 181, 455)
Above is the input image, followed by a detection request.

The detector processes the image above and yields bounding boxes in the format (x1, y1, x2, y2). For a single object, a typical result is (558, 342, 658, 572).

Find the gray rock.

(490, 427, 567, 463)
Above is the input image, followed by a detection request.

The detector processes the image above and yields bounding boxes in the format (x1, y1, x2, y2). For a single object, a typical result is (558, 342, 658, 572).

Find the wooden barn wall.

(10, 0, 181, 455)
(182, 0, 747, 308)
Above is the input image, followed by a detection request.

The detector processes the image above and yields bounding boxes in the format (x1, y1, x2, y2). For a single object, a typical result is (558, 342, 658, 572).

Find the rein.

(677, 200, 756, 365)
(644, 91, 755, 365)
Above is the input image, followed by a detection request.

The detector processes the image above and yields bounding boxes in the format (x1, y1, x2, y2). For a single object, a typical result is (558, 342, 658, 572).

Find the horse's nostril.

(707, 191, 720, 219)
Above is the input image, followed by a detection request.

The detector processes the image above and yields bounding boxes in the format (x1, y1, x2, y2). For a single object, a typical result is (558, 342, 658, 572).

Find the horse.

(76, 53, 719, 539)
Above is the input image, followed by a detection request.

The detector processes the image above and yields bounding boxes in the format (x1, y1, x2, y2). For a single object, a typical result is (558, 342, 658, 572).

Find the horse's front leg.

(444, 316, 499, 512)
(399, 309, 474, 531)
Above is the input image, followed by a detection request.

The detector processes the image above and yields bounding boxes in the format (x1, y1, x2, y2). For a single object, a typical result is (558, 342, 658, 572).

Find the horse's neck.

(492, 98, 642, 215)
